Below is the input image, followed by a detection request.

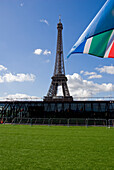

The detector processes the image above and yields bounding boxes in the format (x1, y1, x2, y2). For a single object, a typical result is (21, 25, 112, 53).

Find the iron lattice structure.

(44, 18, 73, 101)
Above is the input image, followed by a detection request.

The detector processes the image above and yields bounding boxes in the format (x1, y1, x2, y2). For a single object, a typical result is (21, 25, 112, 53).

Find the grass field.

(0, 124, 113, 170)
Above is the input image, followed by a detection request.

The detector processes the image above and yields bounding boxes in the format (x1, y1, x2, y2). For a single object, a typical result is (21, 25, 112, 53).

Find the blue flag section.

(67, 0, 114, 58)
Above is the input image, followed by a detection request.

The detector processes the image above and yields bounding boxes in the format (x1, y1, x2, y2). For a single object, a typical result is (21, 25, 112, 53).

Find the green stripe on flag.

(89, 30, 113, 57)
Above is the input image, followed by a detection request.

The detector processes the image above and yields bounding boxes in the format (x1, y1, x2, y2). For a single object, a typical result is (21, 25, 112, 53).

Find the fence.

(1, 117, 114, 127)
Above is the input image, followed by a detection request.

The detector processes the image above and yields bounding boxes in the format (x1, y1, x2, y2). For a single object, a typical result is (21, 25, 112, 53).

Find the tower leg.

(47, 81, 58, 97)
(62, 82, 70, 97)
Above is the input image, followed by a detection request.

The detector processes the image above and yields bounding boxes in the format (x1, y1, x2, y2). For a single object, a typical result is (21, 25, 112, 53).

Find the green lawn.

(0, 124, 113, 170)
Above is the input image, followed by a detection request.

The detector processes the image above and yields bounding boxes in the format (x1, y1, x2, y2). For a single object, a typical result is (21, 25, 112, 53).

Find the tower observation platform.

(44, 17, 73, 102)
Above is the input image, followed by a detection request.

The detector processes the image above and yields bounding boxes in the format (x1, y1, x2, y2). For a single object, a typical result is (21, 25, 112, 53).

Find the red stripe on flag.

(108, 42, 114, 58)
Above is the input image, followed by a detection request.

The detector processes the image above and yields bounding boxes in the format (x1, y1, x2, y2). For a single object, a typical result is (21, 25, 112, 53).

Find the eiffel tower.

(44, 17, 73, 102)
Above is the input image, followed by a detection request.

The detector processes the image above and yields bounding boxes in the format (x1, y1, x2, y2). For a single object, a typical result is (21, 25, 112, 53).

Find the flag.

(67, 0, 114, 58)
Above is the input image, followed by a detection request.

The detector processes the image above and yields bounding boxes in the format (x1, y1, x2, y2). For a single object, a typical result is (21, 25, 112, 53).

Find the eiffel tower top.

(53, 17, 65, 76)
(59, 15, 61, 23)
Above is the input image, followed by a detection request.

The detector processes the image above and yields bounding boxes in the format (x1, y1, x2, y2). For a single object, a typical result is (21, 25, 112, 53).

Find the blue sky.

(0, 0, 114, 100)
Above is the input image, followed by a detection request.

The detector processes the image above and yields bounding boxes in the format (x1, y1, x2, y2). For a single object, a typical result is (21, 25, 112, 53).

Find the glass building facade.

(0, 100, 114, 119)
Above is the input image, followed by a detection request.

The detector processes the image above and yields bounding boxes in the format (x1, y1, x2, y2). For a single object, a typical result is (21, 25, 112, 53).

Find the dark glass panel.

(50, 103, 56, 112)
(71, 103, 77, 111)
(56, 103, 62, 112)
(100, 103, 107, 112)
(93, 103, 99, 112)
(85, 103, 91, 112)
(64, 103, 70, 112)
(78, 103, 84, 112)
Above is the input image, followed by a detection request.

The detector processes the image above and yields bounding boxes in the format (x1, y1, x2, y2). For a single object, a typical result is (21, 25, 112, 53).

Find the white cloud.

(0, 73, 35, 83)
(0, 93, 41, 101)
(40, 19, 49, 25)
(80, 70, 84, 74)
(20, 3, 24, 7)
(84, 71, 96, 76)
(88, 74, 102, 79)
(81, 71, 102, 79)
(34, 49, 51, 56)
(57, 86, 63, 96)
(4, 92, 7, 96)
(45, 59, 50, 63)
(43, 50, 51, 55)
(34, 49, 42, 55)
(0, 65, 7, 71)
(67, 73, 114, 98)
(96, 65, 114, 74)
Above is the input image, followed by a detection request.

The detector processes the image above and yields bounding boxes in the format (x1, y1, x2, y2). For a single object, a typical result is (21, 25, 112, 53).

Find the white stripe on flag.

(104, 41, 114, 58)
(84, 37, 93, 54)
(104, 30, 114, 58)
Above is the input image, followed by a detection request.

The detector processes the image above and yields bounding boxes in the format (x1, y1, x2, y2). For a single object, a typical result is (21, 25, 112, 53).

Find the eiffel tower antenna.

(44, 17, 73, 101)
(59, 15, 61, 23)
